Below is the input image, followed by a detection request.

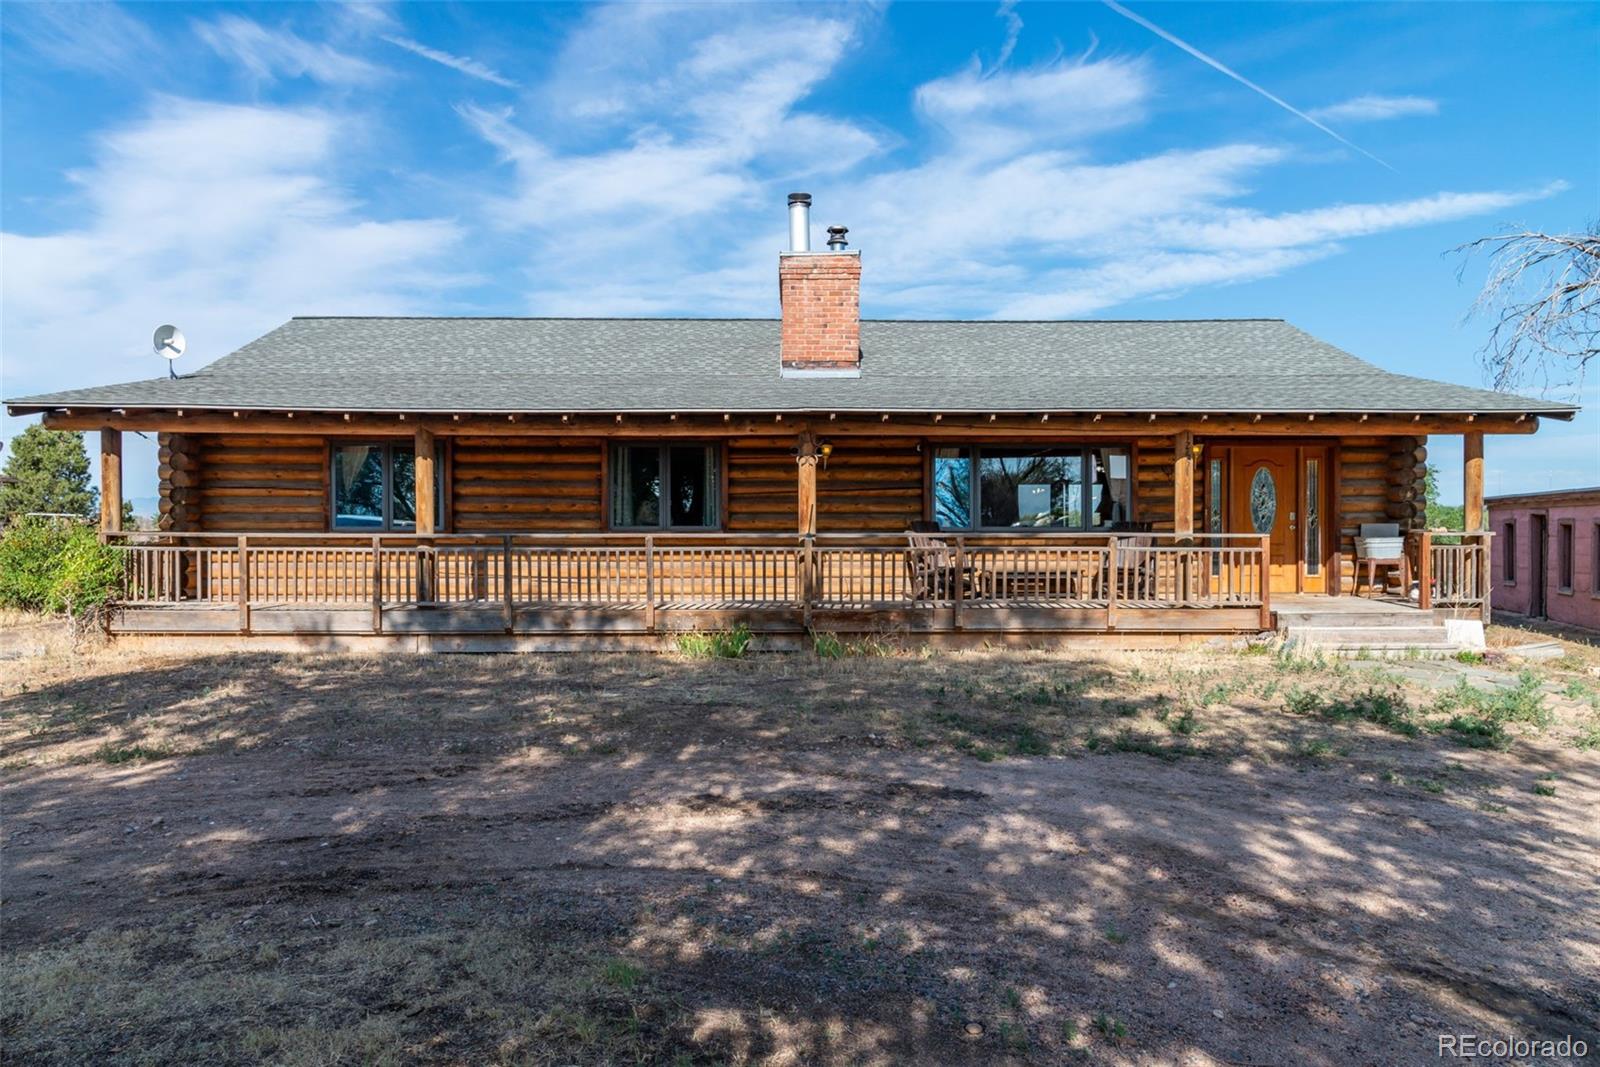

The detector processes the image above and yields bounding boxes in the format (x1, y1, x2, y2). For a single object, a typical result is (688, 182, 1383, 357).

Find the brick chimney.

(779, 193, 861, 378)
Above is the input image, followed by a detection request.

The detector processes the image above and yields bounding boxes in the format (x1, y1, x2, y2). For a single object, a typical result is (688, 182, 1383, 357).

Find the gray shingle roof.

(6, 316, 1578, 417)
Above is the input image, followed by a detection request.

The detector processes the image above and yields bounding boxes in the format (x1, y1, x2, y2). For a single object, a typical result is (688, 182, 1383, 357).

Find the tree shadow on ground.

(3, 651, 1597, 1065)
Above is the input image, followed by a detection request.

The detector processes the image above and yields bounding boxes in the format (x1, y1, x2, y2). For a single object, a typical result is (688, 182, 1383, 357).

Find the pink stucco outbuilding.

(1487, 487, 1600, 632)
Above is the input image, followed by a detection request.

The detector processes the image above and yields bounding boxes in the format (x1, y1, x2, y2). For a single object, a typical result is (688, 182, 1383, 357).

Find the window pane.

(333, 444, 384, 529)
(391, 447, 417, 528)
(613, 446, 662, 527)
(1559, 524, 1574, 589)
(1087, 448, 1131, 528)
(668, 446, 715, 528)
(933, 448, 971, 529)
(1504, 522, 1516, 582)
(1305, 459, 1320, 576)
(979, 450, 1082, 528)
(1249, 467, 1277, 534)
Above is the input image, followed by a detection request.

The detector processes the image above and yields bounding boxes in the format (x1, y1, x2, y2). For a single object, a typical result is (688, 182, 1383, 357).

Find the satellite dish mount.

(153, 325, 187, 379)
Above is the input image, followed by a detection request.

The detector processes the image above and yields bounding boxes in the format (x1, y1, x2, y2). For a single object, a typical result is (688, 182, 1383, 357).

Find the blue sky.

(2, 1, 1595, 506)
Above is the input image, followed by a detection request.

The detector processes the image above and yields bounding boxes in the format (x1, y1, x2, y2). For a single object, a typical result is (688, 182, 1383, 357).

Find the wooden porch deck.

(105, 531, 1272, 647)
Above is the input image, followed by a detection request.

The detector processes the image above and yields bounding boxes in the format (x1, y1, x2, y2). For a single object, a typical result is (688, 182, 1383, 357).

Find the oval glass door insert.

(1249, 467, 1277, 533)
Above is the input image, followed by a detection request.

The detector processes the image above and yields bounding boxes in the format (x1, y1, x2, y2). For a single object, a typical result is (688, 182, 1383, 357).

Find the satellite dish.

(153, 324, 186, 379)
(153, 325, 186, 360)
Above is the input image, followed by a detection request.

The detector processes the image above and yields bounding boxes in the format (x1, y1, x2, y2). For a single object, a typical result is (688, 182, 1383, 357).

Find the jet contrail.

(1103, 0, 1394, 171)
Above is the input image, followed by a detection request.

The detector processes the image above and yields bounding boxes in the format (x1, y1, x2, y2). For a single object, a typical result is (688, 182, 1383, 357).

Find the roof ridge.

(287, 315, 1291, 324)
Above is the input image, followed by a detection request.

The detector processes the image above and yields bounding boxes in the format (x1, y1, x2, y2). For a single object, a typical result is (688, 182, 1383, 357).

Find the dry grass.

(3, 634, 1598, 1065)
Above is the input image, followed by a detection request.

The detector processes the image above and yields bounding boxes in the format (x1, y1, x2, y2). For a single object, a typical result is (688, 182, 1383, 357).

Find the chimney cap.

(787, 192, 812, 206)
(826, 225, 849, 250)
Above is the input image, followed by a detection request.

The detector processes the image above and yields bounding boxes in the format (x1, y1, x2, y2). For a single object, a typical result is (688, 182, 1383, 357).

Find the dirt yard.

(3, 628, 1598, 1066)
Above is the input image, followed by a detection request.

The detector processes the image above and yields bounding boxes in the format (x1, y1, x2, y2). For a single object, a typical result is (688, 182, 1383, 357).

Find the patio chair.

(905, 522, 970, 600)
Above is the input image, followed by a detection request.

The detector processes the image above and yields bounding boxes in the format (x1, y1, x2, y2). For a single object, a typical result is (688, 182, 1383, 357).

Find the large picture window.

(933, 446, 1131, 530)
(332, 442, 442, 530)
(611, 444, 720, 529)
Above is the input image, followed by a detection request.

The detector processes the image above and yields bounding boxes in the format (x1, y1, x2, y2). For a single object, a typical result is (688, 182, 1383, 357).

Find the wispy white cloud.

(4, 2, 158, 75)
(452, 6, 1563, 325)
(196, 14, 383, 85)
(1308, 94, 1440, 123)
(3, 98, 468, 397)
(382, 35, 517, 89)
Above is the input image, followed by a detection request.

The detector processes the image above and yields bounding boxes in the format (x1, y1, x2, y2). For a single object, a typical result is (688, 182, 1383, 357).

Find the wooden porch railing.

(1410, 530, 1493, 621)
(108, 531, 1270, 635)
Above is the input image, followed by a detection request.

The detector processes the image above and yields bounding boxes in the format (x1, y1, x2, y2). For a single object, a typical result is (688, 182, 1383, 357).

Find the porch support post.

(1463, 431, 1487, 621)
(1463, 432, 1484, 532)
(796, 432, 819, 536)
(414, 426, 436, 604)
(99, 428, 123, 539)
(1173, 430, 1195, 538)
(415, 427, 437, 535)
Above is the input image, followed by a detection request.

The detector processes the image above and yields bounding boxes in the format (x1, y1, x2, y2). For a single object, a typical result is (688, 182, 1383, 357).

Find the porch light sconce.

(819, 441, 833, 468)
(1190, 442, 1203, 460)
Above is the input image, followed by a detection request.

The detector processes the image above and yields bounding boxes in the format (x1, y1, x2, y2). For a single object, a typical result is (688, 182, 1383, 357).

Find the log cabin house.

(5, 194, 1579, 650)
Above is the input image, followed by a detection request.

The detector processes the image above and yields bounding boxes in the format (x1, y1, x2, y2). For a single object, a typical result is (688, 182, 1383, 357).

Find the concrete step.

(1275, 611, 1433, 629)
(1283, 625, 1458, 653)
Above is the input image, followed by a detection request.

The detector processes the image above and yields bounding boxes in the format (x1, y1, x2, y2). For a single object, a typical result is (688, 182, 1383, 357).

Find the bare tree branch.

(1452, 222, 1599, 395)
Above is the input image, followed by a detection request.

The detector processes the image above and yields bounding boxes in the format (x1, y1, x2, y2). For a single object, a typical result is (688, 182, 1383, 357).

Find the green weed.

(675, 624, 752, 659)
(95, 743, 172, 764)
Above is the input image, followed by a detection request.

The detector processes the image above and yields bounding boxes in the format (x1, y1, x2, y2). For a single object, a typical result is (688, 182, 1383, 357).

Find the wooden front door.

(1230, 446, 1300, 593)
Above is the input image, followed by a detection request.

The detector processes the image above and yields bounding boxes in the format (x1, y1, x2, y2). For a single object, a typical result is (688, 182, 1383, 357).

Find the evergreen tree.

(0, 425, 99, 525)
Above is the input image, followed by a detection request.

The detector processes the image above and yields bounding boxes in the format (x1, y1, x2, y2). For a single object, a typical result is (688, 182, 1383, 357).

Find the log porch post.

(1463, 431, 1487, 621)
(1463, 431, 1484, 532)
(1173, 430, 1195, 538)
(796, 431, 819, 536)
(99, 428, 123, 539)
(414, 426, 436, 603)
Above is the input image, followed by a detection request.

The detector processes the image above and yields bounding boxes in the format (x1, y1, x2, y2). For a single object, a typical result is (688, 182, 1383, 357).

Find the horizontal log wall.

(1135, 437, 1200, 533)
(819, 436, 923, 533)
(451, 437, 603, 532)
(726, 436, 923, 532)
(1335, 435, 1426, 593)
(182, 434, 328, 532)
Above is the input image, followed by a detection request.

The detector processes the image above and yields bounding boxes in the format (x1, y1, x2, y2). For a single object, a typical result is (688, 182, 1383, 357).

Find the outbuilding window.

(1557, 521, 1574, 594)
(1502, 520, 1517, 584)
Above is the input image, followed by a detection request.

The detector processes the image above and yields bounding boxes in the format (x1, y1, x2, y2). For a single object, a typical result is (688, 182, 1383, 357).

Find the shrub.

(0, 517, 123, 627)
(1434, 673, 1552, 730)
(1285, 686, 1419, 737)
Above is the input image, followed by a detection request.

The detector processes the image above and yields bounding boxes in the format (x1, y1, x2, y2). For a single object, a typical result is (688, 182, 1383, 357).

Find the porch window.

(611, 444, 719, 529)
(932, 446, 1130, 530)
(332, 442, 442, 531)
(1503, 520, 1517, 584)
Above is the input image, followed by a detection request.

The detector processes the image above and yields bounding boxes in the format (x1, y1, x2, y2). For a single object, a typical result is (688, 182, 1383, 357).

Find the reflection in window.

(1088, 448, 1131, 527)
(334, 444, 385, 529)
(332, 443, 438, 531)
(979, 450, 1082, 527)
(611, 444, 718, 529)
(933, 447, 971, 529)
(1305, 459, 1320, 576)
(933, 446, 1130, 530)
